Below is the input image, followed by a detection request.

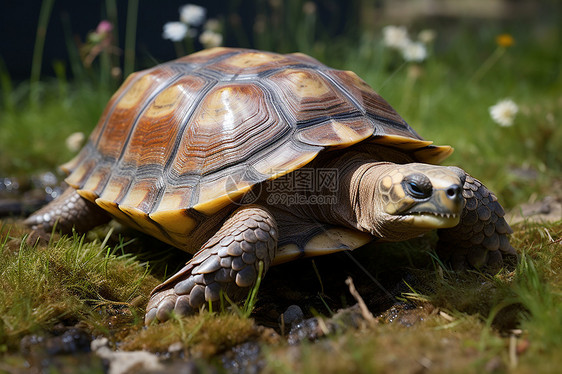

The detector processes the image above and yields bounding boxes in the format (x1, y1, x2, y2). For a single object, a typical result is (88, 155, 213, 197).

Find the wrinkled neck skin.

(303, 150, 434, 242)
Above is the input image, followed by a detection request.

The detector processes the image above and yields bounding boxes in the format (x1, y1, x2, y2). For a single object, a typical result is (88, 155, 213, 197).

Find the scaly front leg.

(145, 205, 278, 324)
(437, 168, 518, 272)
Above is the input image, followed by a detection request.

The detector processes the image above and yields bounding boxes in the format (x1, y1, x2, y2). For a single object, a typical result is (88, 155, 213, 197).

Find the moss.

(264, 314, 505, 374)
(121, 312, 265, 358)
(0, 222, 160, 350)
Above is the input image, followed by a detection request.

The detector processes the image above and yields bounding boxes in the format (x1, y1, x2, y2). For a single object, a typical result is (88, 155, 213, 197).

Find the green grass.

(0, 223, 160, 351)
(0, 82, 113, 177)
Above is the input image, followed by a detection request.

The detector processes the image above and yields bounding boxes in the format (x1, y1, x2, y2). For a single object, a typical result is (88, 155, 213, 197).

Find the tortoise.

(25, 47, 517, 324)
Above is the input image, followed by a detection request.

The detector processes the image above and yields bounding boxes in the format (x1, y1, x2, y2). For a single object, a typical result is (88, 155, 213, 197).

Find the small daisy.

(489, 99, 519, 127)
(199, 30, 223, 49)
(180, 4, 207, 26)
(162, 22, 188, 42)
(401, 41, 427, 62)
(382, 25, 410, 49)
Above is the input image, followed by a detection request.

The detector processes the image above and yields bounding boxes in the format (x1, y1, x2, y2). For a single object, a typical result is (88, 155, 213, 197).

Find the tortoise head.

(363, 163, 465, 240)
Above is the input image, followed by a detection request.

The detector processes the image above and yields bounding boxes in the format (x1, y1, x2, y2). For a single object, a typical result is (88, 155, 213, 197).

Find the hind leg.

(24, 186, 110, 242)
(145, 205, 278, 324)
(437, 168, 518, 272)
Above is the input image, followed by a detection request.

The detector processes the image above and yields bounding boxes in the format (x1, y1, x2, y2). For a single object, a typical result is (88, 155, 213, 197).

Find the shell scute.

(95, 69, 176, 161)
(169, 82, 288, 178)
(267, 68, 360, 125)
(119, 178, 162, 213)
(209, 50, 324, 76)
(296, 119, 375, 148)
(326, 70, 418, 137)
(120, 75, 208, 169)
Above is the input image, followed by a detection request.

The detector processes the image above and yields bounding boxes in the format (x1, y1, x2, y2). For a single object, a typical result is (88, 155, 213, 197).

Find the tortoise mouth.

(401, 211, 460, 228)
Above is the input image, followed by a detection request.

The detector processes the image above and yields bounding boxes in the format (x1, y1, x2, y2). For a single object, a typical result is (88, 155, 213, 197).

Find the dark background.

(0, 0, 358, 81)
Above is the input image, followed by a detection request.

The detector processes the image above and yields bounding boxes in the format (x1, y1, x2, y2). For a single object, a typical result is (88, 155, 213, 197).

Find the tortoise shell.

(61, 47, 452, 250)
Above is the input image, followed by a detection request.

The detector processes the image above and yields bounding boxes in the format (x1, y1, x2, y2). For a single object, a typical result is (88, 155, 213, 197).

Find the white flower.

(65, 132, 85, 152)
(199, 30, 223, 48)
(401, 41, 427, 62)
(162, 22, 188, 41)
(382, 25, 410, 49)
(489, 99, 519, 127)
(418, 29, 436, 44)
(180, 4, 206, 26)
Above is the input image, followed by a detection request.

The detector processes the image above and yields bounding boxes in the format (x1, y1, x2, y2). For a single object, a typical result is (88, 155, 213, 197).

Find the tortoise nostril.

(447, 185, 462, 200)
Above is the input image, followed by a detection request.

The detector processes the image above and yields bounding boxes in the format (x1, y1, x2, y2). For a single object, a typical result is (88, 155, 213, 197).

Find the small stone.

(168, 342, 183, 353)
(281, 305, 304, 327)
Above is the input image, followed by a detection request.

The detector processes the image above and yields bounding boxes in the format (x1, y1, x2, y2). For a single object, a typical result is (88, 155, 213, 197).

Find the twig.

(345, 276, 376, 324)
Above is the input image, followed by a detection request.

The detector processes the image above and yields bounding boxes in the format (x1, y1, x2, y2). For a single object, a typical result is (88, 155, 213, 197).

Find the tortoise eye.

(403, 174, 432, 199)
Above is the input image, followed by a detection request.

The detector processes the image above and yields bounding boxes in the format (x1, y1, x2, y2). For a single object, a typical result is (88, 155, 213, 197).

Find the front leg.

(437, 168, 518, 272)
(145, 205, 278, 324)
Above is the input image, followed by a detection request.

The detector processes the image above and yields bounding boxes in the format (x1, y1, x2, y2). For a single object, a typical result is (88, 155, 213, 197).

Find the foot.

(145, 205, 278, 324)
(24, 186, 110, 245)
(437, 168, 518, 272)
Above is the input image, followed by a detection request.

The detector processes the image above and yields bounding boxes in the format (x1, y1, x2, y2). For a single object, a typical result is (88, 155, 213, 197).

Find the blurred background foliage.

(0, 0, 561, 208)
